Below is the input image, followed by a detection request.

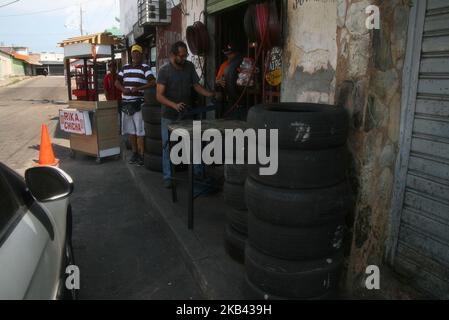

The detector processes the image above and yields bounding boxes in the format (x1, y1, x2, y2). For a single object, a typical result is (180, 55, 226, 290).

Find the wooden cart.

(60, 32, 123, 163)
(67, 100, 120, 163)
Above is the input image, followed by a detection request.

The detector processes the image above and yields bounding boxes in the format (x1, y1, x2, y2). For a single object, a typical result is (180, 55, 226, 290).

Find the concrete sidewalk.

(127, 161, 247, 300)
(59, 152, 204, 300)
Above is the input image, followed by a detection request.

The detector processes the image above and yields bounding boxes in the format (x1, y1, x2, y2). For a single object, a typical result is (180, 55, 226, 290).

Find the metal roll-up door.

(206, 0, 248, 14)
(390, 0, 449, 299)
(48, 65, 65, 76)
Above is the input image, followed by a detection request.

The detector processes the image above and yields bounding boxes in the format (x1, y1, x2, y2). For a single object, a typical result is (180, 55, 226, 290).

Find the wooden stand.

(68, 100, 120, 163)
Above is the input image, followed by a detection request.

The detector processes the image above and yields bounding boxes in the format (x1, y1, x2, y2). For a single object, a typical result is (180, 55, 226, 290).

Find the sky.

(0, 0, 120, 53)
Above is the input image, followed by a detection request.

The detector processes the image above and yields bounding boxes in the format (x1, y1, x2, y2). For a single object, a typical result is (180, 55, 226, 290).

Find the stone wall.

(334, 0, 412, 297)
(282, 0, 338, 104)
(282, 0, 414, 297)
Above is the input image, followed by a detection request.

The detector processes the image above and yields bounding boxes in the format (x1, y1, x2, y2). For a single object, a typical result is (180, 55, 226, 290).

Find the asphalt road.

(0, 76, 203, 300)
(0, 76, 69, 175)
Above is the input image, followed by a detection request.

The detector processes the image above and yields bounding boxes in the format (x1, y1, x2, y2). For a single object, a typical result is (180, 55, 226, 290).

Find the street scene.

(0, 0, 448, 302)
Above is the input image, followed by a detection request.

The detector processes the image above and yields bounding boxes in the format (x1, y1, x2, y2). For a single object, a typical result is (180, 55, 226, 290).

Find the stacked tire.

(142, 102, 163, 172)
(245, 103, 351, 300)
(223, 164, 248, 264)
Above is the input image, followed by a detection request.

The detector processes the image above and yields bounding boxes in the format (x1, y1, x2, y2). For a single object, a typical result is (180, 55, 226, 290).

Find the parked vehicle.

(0, 163, 76, 300)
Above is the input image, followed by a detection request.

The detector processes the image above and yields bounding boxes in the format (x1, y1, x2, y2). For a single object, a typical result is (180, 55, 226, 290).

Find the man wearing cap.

(115, 44, 156, 166)
(215, 43, 243, 117)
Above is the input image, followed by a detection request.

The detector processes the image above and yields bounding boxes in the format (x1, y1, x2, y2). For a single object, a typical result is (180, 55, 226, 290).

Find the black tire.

(145, 138, 162, 156)
(226, 208, 248, 235)
(247, 103, 349, 150)
(144, 153, 163, 172)
(223, 182, 247, 211)
(224, 164, 247, 185)
(224, 224, 246, 264)
(248, 213, 345, 261)
(145, 123, 162, 140)
(245, 246, 342, 299)
(142, 105, 161, 124)
(248, 147, 347, 189)
(245, 178, 352, 227)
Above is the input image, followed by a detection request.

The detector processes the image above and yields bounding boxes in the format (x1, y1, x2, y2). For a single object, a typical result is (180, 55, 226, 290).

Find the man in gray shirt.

(157, 41, 217, 188)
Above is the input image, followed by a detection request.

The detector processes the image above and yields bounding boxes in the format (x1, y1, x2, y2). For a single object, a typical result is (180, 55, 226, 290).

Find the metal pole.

(93, 59, 99, 101)
(188, 139, 194, 230)
(65, 58, 72, 101)
(80, 4, 83, 35)
(83, 58, 89, 100)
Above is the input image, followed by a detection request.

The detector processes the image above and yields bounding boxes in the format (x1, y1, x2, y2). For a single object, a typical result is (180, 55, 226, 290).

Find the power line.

(0, 0, 20, 9)
(0, 5, 76, 17)
(0, 0, 105, 18)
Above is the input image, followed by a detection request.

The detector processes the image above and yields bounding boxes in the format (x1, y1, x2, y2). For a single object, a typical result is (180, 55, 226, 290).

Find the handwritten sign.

(59, 109, 92, 135)
(266, 47, 282, 86)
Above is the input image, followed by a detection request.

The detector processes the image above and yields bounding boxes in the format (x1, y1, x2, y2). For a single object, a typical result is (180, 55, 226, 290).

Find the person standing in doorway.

(103, 60, 122, 102)
(215, 43, 243, 118)
(156, 41, 217, 188)
(115, 45, 156, 166)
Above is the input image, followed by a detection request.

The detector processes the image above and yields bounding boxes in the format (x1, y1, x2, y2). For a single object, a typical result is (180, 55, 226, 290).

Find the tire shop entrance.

(206, 0, 284, 119)
(388, 0, 449, 299)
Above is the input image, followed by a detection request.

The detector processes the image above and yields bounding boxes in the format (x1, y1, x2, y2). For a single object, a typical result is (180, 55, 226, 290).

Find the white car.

(0, 163, 76, 300)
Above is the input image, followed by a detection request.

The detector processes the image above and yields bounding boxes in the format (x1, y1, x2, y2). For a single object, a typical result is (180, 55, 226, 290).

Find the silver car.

(0, 163, 76, 300)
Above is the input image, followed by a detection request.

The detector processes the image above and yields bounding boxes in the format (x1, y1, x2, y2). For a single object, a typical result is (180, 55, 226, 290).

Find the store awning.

(59, 32, 123, 47)
(206, 0, 248, 14)
(59, 32, 123, 59)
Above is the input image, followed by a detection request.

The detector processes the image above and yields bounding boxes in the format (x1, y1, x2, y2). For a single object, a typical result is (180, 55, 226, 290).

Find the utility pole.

(80, 3, 83, 35)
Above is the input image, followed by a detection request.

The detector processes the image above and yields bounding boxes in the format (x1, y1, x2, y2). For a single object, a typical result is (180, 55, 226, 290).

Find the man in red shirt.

(103, 60, 122, 101)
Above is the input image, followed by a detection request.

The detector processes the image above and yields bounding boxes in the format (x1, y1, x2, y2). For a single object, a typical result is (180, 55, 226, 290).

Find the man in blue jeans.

(156, 41, 217, 189)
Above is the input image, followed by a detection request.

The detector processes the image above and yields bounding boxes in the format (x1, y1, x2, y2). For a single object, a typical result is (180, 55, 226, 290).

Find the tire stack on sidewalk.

(223, 164, 248, 263)
(244, 103, 352, 300)
(142, 102, 163, 172)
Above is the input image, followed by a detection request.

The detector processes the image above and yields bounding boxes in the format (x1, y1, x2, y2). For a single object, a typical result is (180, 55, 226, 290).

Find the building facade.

(119, 0, 449, 299)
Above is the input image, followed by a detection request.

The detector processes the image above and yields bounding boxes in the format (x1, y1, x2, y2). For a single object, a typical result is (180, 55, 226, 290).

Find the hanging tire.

(223, 182, 247, 211)
(248, 213, 345, 261)
(145, 122, 162, 140)
(247, 103, 349, 150)
(144, 153, 162, 172)
(224, 164, 247, 185)
(145, 138, 162, 156)
(224, 224, 246, 264)
(245, 245, 342, 299)
(248, 147, 347, 189)
(226, 208, 248, 235)
(142, 105, 161, 124)
(245, 177, 352, 227)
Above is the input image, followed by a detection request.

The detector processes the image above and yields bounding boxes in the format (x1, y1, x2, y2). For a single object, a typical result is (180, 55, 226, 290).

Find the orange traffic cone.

(38, 124, 59, 166)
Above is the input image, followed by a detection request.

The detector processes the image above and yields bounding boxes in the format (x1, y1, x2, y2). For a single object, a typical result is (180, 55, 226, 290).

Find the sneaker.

(163, 180, 172, 189)
(137, 155, 144, 166)
(128, 153, 139, 165)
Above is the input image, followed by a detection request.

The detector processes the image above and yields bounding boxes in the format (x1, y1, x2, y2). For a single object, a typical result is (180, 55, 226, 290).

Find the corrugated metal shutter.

(206, 0, 248, 14)
(394, 0, 449, 298)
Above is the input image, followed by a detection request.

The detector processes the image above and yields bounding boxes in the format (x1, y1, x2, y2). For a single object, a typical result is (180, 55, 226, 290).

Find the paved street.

(0, 77, 203, 300)
(0, 76, 68, 175)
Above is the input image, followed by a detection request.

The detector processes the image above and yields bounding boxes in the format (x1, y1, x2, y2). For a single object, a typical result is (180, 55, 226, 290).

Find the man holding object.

(115, 45, 156, 166)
